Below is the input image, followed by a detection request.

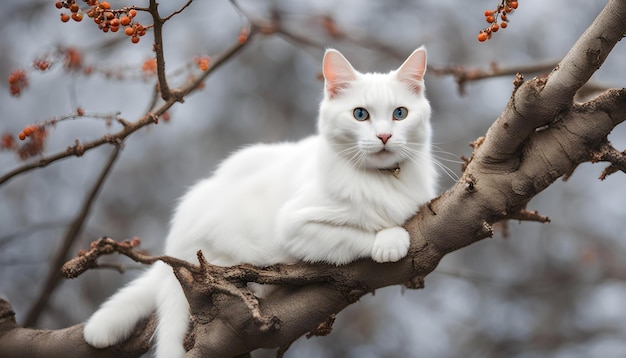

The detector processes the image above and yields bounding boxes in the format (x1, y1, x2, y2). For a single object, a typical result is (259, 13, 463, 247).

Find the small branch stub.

(510, 208, 551, 223)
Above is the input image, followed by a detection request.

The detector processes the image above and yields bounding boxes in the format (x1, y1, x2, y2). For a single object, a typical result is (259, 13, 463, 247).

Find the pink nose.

(377, 133, 392, 144)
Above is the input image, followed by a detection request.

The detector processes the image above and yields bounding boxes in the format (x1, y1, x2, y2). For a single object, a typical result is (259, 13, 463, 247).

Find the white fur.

(83, 47, 436, 357)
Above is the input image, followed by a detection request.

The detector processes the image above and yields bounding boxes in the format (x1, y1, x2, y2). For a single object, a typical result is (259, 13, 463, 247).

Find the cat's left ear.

(323, 49, 358, 99)
(396, 46, 427, 94)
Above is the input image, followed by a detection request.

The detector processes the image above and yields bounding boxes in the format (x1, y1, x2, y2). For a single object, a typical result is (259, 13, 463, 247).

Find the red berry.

(124, 27, 134, 36)
(60, 13, 70, 22)
(120, 16, 131, 26)
(55, 1, 63, 9)
(509, 1, 518, 9)
(477, 32, 488, 42)
(486, 15, 495, 23)
(72, 13, 83, 22)
(500, 21, 508, 29)
(131, 36, 140, 44)
(128, 9, 137, 17)
(18, 132, 26, 141)
(491, 23, 499, 32)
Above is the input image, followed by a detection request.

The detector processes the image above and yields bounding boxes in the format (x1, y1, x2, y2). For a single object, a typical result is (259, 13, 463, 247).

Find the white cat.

(83, 47, 436, 357)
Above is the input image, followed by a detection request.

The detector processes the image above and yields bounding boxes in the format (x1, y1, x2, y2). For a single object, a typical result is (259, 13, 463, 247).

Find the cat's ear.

(323, 49, 357, 99)
(396, 46, 427, 94)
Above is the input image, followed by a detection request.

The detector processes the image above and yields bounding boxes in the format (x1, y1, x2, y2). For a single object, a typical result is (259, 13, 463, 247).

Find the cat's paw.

(83, 310, 130, 348)
(371, 226, 410, 263)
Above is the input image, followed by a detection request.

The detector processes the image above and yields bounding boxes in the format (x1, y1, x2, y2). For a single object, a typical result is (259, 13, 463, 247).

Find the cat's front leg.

(371, 226, 411, 263)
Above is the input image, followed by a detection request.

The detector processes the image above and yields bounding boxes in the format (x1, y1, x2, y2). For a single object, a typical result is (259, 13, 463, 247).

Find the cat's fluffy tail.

(83, 262, 166, 348)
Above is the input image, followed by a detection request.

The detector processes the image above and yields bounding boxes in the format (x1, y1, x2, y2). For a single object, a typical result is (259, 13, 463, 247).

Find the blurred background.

(1, 0, 626, 357)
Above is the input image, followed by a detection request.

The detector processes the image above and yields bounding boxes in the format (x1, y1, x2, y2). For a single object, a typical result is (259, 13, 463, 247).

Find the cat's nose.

(377, 133, 392, 144)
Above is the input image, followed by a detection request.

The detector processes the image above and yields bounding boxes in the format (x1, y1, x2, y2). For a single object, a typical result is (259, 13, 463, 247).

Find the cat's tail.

(83, 262, 167, 348)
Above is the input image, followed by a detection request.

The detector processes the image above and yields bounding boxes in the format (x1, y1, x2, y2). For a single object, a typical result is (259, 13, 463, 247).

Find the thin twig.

(509, 208, 551, 223)
(162, 0, 194, 22)
(149, 0, 174, 102)
(23, 144, 122, 327)
(429, 60, 558, 95)
(0, 34, 253, 187)
(591, 142, 626, 180)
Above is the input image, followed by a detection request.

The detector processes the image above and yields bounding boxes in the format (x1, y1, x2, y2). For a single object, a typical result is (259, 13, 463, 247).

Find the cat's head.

(318, 47, 432, 171)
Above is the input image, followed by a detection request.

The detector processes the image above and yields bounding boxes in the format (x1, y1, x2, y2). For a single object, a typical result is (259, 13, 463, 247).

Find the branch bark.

(1, 0, 625, 357)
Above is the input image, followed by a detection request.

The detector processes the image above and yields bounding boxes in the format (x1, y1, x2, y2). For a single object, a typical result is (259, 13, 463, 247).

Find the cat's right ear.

(323, 49, 357, 99)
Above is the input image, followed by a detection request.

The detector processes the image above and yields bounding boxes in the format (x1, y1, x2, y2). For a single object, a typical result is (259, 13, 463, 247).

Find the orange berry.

(237, 28, 249, 44)
(60, 13, 70, 22)
(128, 9, 137, 17)
(509, 1, 518, 9)
(72, 13, 83, 22)
(70, 3, 79, 13)
(110, 25, 119, 32)
(55, 1, 63, 9)
(124, 27, 134, 36)
(110, 18, 119, 26)
(500, 21, 508, 28)
(131, 36, 140, 44)
(120, 16, 131, 26)
(485, 15, 495, 23)
(477, 32, 488, 42)
(100, 1, 111, 9)
(18, 132, 26, 141)
(491, 23, 499, 32)
(484, 10, 493, 17)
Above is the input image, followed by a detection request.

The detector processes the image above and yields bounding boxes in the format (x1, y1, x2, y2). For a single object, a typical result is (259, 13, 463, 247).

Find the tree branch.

(23, 144, 122, 327)
(0, 35, 252, 187)
(1, 1, 626, 357)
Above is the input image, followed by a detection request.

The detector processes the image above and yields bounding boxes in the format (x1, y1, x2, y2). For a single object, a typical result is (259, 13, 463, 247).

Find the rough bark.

(1, 0, 625, 357)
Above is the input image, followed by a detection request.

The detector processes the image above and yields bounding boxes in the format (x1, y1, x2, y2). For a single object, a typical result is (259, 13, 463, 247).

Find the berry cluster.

(1, 125, 49, 160)
(17, 125, 41, 141)
(55, 1, 146, 44)
(33, 57, 52, 71)
(7, 70, 28, 97)
(194, 56, 211, 72)
(141, 58, 157, 75)
(64, 47, 83, 71)
(478, 0, 518, 42)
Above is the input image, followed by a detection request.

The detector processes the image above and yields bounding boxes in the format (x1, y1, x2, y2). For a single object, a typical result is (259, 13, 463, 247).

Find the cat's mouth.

(368, 148, 400, 167)
(375, 148, 393, 155)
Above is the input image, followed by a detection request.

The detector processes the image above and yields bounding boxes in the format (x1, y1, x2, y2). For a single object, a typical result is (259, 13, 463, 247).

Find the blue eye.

(393, 107, 408, 120)
(353, 107, 369, 121)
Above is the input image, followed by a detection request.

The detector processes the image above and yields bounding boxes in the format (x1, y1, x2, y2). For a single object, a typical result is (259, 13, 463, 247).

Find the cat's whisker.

(338, 145, 365, 169)
(400, 146, 460, 182)
(431, 144, 462, 158)
(405, 143, 464, 164)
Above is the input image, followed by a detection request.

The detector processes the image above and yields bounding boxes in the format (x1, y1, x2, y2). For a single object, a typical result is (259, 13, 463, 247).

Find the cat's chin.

(365, 150, 403, 170)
